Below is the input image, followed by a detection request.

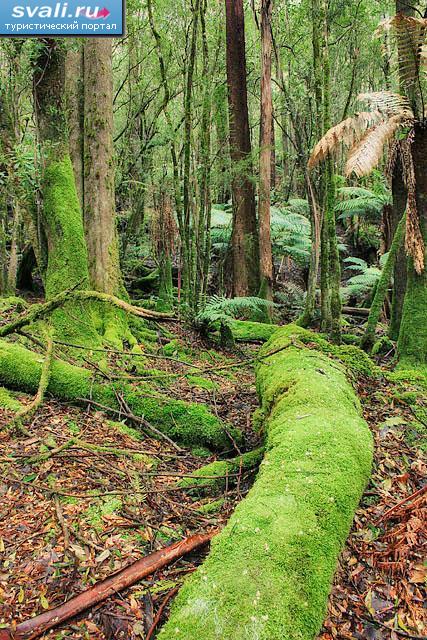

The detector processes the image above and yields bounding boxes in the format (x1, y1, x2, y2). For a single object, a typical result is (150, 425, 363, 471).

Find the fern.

(195, 296, 274, 329)
(341, 257, 381, 302)
(335, 186, 391, 220)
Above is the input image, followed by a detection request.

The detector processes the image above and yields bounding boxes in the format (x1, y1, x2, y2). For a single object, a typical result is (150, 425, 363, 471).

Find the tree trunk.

(65, 45, 84, 210)
(361, 211, 406, 351)
(389, 151, 408, 340)
(397, 124, 427, 366)
(83, 38, 121, 296)
(259, 0, 274, 306)
(225, 0, 260, 296)
(33, 39, 90, 301)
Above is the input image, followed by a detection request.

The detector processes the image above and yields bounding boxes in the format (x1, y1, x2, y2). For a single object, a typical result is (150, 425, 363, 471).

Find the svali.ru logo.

(12, 3, 110, 18)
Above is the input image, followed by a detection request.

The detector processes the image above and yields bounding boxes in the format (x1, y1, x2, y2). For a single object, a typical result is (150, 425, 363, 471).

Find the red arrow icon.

(86, 7, 110, 18)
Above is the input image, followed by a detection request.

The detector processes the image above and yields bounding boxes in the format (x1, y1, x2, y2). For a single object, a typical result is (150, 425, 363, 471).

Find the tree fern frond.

(358, 91, 412, 116)
(345, 114, 411, 178)
(376, 15, 427, 89)
(308, 111, 383, 168)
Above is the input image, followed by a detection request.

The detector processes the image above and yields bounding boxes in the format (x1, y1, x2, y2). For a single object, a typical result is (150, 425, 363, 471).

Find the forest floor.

(0, 319, 426, 639)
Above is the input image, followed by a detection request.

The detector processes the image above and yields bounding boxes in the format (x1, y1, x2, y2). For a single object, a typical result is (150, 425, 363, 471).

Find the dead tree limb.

(0, 532, 215, 640)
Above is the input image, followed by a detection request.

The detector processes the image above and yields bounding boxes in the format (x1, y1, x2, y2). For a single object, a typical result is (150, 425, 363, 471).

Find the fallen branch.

(376, 485, 426, 524)
(9, 329, 54, 435)
(0, 532, 215, 640)
(0, 289, 173, 338)
(146, 586, 180, 640)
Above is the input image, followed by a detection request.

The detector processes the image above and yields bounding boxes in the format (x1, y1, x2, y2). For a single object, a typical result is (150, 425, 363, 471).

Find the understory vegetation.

(0, 1, 426, 639)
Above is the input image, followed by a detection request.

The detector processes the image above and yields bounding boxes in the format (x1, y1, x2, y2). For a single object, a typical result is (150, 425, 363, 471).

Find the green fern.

(335, 186, 391, 220)
(341, 257, 381, 302)
(195, 296, 274, 330)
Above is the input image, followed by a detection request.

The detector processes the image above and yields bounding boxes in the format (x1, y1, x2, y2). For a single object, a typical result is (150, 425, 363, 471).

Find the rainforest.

(0, 1, 425, 639)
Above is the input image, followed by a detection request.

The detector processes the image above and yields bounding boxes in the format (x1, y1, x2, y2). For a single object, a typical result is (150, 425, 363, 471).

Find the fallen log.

(0, 339, 238, 450)
(0, 532, 215, 640)
(342, 305, 370, 317)
(158, 325, 373, 640)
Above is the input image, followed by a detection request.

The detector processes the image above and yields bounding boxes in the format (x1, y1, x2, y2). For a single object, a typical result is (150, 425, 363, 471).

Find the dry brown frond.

(345, 115, 409, 178)
(358, 91, 412, 116)
(308, 111, 382, 169)
(376, 14, 427, 90)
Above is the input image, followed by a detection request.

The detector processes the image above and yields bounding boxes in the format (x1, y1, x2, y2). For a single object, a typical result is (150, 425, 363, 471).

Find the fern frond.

(358, 91, 412, 116)
(308, 111, 383, 168)
(376, 15, 427, 90)
(345, 114, 411, 178)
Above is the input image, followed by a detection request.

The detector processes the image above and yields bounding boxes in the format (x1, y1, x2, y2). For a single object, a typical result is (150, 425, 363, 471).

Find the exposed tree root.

(177, 447, 265, 494)
(9, 329, 54, 435)
(0, 288, 173, 339)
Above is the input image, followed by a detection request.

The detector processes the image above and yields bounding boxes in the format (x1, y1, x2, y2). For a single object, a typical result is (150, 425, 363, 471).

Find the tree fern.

(195, 295, 274, 330)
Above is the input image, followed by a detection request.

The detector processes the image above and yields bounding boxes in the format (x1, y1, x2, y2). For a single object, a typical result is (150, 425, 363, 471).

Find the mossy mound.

(159, 324, 373, 640)
(0, 339, 240, 450)
(228, 319, 279, 343)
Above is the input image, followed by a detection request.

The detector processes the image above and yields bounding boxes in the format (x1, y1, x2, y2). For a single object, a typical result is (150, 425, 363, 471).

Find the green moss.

(0, 339, 239, 450)
(0, 386, 22, 411)
(228, 319, 279, 343)
(177, 448, 265, 495)
(371, 336, 394, 356)
(196, 498, 225, 515)
(186, 375, 218, 391)
(0, 297, 28, 313)
(159, 324, 373, 640)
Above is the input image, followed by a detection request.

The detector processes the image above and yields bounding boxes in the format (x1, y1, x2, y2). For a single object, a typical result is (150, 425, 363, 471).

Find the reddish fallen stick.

(376, 484, 426, 524)
(0, 531, 215, 640)
(146, 586, 180, 640)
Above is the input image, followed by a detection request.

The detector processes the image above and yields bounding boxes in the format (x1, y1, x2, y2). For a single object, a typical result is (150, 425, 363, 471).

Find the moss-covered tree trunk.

(33, 39, 91, 302)
(389, 156, 408, 340)
(361, 211, 406, 351)
(397, 125, 427, 367)
(225, 0, 260, 297)
(65, 44, 84, 210)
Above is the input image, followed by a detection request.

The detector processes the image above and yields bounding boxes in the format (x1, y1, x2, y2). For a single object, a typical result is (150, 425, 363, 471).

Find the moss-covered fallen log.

(177, 447, 265, 495)
(0, 339, 238, 450)
(228, 319, 279, 342)
(159, 325, 373, 640)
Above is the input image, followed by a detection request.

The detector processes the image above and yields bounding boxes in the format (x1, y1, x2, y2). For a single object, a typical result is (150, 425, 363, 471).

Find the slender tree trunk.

(361, 211, 406, 351)
(322, 1, 341, 342)
(83, 38, 121, 296)
(182, 0, 200, 305)
(389, 151, 408, 339)
(225, 0, 260, 296)
(259, 0, 274, 306)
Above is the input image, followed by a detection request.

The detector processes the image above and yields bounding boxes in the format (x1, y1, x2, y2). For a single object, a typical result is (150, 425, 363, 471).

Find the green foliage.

(195, 296, 274, 332)
(341, 257, 381, 302)
(335, 186, 391, 220)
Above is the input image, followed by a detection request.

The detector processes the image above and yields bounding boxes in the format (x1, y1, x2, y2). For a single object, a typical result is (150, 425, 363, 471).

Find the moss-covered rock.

(0, 339, 239, 450)
(159, 324, 373, 640)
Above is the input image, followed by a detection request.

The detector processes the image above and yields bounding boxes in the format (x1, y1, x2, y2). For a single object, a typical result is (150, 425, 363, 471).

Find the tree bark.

(83, 38, 121, 295)
(33, 39, 90, 301)
(225, 0, 260, 296)
(259, 0, 274, 306)
(389, 151, 408, 340)
(398, 124, 427, 366)
(65, 45, 84, 210)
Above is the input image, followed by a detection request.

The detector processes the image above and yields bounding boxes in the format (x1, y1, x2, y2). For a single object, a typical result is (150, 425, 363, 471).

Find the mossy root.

(159, 324, 373, 640)
(177, 447, 265, 495)
(0, 339, 239, 450)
